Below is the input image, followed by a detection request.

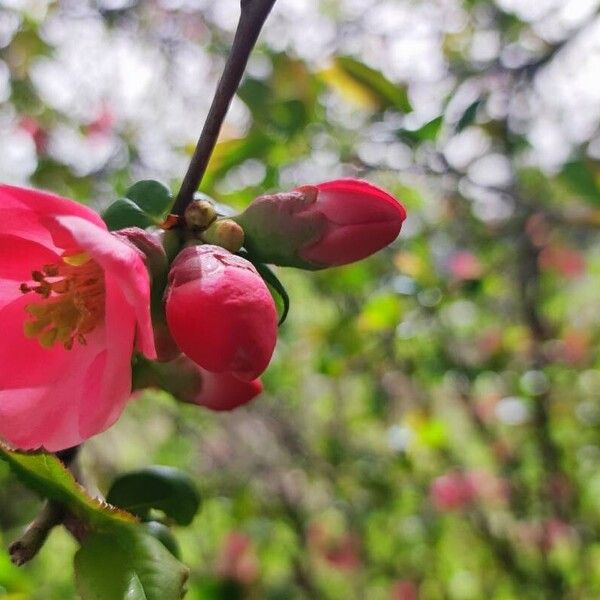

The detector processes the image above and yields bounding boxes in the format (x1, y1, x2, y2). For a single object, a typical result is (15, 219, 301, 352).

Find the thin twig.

(9, 446, 81, 566)
(9, 501, 65, 566)
(172, 0, 277, 215)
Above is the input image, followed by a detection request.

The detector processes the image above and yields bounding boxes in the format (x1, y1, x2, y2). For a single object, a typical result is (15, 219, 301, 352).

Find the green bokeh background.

(1, 1, 600, 598)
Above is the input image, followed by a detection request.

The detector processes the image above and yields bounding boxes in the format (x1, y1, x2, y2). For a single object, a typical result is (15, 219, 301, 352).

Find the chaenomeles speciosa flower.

(235, 178, 406, 269)
(135, 355, 263, 412)
(165, 244, 278, 382)
(0, 184, 155, 451)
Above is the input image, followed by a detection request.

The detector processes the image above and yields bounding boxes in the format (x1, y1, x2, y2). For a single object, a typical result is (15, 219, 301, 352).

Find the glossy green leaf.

(125, 180, 173, 217)
(74, 527, 189, 600)
(142, 521, 181, 559)
(106, 466, 200, 526)
(102, 198, 155, 231)
(237, 251, 290, 325)
(336, 56, 412, 113)
(255, 263, 290, 326)
(0, 444, 136, 528)
(102, 180, 173, 230)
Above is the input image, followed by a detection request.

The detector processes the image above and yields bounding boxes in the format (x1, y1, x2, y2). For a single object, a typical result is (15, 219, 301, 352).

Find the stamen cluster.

(20, 253, 105, 350)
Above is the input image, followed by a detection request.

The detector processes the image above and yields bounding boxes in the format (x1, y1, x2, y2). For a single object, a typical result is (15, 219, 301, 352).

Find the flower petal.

(0, 296, 109, 450)
(195, 369, 263, 411)
(48, 214, 156, 359)
(0, 236, 59, 310)
(302, 221, 401, 266)
(0, 184, 106, 251)
(315, 179, 406, 225)
(78, 276, 137, 439)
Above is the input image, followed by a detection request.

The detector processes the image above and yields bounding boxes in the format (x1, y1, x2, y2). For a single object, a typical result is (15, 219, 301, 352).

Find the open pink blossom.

(236, 179, 406, 269)
(0, 184, 155, 451)
(165, 245, 277, 381)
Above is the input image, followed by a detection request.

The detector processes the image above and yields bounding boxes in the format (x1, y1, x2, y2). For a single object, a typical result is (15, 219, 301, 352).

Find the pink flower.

(429, 472, 475, 511)
(391, 580, 419, 600)
(165, 245, 277, 381)
(430, 470, 508, 511)
(307, 523, 362, 571)
(216, 532, 259, 585)
(194, 369, 262, 411)
(236, 179, 406, 269)
(139, 355, 263, 411)
(539, 244, 585, 279)
(0, 184, 155, 451)
(448, 251, 482, 281)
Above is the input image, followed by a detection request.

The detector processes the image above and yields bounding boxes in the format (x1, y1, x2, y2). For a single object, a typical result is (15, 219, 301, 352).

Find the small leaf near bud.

(201, 219, 245, 253)
(184, 200, 218, 231)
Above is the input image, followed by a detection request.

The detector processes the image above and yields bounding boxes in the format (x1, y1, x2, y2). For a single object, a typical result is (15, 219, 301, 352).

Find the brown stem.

(9, 446, 82, 566)
(9, 501, 65, 566)
(172, 0, 277, 215)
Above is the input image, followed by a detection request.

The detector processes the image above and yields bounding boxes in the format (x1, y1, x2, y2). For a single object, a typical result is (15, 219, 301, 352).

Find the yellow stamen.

(20, 252, 105, 350)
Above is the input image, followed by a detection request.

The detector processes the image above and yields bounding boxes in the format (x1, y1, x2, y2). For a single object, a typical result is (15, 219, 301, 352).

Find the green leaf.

(106, 466, 200, 526)
(456, 99, 482, 132)
(125, 180, 173, 217)
(142, 522, 181, 559)
(335, 56, 412, 113)
(237, 251, 290, 325)
(402, 116, 443, 143)
(74, 527, 189, 600)
(255, 263, 290, 326)
(102, 198, 155, 231)
(559, 160, 600, 205)
(102, 180, 173, 231)
(0, 444, 136, 528)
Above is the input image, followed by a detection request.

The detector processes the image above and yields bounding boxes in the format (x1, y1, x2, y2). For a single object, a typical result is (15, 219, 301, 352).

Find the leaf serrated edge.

(0, 443, 137, 525)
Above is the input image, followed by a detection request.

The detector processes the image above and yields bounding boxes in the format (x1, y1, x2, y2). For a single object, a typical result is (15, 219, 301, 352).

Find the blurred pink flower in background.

(539, 244, 585, 279)
(430, 470, 508, 511)
(391, 580, 419, 600)
(0, 184, 155, 451)
(308, 522, 362, 571)
(430, 472, 475, 511)
(216, 532, 259, 585)
(448, 250, 483, 281)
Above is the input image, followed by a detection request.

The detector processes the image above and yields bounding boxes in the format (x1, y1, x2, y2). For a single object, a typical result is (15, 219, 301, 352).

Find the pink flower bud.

(165, 245, 277, 381)
(236, 179, 406, 269)
(136, 355, 262, 410)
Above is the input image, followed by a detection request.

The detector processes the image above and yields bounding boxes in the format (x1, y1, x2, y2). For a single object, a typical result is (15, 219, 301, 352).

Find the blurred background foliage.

(2, 0, 600, 598)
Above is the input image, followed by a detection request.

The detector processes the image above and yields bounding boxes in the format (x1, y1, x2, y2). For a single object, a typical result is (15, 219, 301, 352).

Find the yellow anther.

(63, 252, 91, 267)
(39, 328, 58, 348)
(20, 252, 105, 350)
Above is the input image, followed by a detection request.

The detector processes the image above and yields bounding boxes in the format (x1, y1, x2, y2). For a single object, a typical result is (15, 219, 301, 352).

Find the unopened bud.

(235, 179, 406, 269)
(165, 245, 277, 381)
(112, 227, 167, 281)
(201, 219, 245, 253)
(184, 199, 217, 230)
